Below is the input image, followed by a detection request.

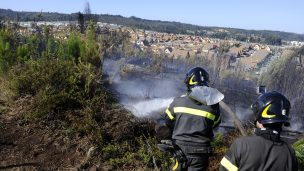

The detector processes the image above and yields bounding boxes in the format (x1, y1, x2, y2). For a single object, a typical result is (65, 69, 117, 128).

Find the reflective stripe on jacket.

(162, 95, 221, 145)
(220, 129, 298, 171)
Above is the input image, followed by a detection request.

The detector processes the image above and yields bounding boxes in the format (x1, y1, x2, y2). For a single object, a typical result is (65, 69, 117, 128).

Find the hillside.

(0, 22, 159, 170)
(1, 8, 304, 43)
(1, 9, 304, 170)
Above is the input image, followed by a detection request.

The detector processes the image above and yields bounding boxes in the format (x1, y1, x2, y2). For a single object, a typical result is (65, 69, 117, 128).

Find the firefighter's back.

(233, 135, 297, 171)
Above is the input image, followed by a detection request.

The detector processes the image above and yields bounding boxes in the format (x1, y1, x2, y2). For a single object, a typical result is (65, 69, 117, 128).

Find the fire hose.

(219, 101, 247, 136)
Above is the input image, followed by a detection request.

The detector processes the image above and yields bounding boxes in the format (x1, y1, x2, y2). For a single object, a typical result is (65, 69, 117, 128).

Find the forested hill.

(1, 8, 304, 42)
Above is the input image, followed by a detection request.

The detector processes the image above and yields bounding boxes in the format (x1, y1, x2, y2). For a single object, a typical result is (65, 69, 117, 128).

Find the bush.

(137, 136, 171, 169)
(0, 29, 19, 73)
(9, 59, 103, 119)
(293, 138, 304, 168)
(0, 24, 158, 170)
(98, 136, 171, 170)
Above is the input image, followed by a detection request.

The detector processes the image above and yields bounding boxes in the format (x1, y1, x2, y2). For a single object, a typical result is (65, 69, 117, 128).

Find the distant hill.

(1, 8, 304, 42)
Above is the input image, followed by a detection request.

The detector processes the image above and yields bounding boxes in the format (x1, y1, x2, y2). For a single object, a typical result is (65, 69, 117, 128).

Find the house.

(264, 46, 271, 52)
(164, 47, 173, 54)
(290, 41, 304, 47)
(253, 44, 260, 50)
(136, 40, 144, 46)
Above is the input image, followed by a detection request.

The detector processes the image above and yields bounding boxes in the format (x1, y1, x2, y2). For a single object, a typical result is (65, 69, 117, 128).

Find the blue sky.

(1, 0, 303, 34)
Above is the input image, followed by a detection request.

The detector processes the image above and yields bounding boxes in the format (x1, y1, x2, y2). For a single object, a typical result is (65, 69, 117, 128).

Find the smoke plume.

(103, 58, 184, 119)
(102, 57, 304, 133)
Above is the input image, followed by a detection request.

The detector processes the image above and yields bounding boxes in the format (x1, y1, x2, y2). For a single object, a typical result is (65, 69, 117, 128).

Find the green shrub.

(99, 142, 137, 170)
(107, 152, 137, 170)
(211, 133, 228, 157)
(98, 136, 171, 170)
(0, 29, 18, 72)
(9, 59, 102, 119)
(0, 24, 157, 170)
(137, 136, 171, 170)
(211, 133, 224, 148)
(293, 138, 304, 168)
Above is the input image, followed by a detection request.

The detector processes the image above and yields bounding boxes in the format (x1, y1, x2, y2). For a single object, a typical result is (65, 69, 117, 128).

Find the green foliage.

(0, 22, 108, 71)
(97, 136, 172, 170)
(137, 136, 171, 169)
(0, 23, 153, 170)
(43, 25, 51, 39)
(211, 133, 229, 155)
(67, 32, 84, 63)
(0, 23, 130, 120)
(56, 41, 66, 60)
(293, 138, 304, 168)
(45, 38, 56, 58)
(9, 59, 102, 119)
(83, 21, 104, 67)
(17, 44, 29, 62)
(27, 33, 42, 59)
(108, 152, 137, 170)
(0, 29, 17, 72)
(100, 143, 136, 169)
(211, 133, 224, 148)
(264, 35, 282, 45)
(211, 32, 229, 39)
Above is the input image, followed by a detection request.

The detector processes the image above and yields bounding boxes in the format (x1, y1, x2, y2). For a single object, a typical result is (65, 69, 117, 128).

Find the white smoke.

(103, 58, 184, 119)
(289, 117, 304, 131)
(235, 106, 252, 121)
(103, 58, 304, 133)
(123, 98, 174, 118)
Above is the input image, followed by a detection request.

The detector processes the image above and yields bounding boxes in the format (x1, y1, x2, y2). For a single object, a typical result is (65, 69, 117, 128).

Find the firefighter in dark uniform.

(155, 67, 224, 171)
(220, 91, 298, 171)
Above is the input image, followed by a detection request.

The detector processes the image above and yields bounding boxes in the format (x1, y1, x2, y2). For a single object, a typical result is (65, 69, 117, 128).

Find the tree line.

(1, 8, 304, 45)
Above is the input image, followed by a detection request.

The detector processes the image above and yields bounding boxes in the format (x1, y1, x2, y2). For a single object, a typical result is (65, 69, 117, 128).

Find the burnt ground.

(0, 93, 91, 170)
(0, 95, 154, 170)
(0, 113, 90, 170)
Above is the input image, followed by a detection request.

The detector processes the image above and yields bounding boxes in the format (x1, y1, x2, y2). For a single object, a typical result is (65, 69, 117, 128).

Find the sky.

(1, 0, 303, 34)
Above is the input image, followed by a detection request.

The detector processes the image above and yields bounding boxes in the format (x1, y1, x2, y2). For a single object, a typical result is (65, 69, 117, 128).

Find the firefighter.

(220, 91, 298, 171)
(155, 67, 224, 171)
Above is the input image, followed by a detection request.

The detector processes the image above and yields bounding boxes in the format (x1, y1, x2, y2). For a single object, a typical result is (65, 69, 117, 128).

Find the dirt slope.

(0, 113, 91, 170)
